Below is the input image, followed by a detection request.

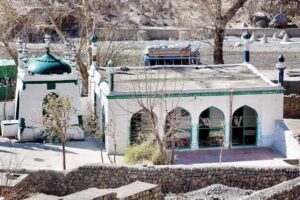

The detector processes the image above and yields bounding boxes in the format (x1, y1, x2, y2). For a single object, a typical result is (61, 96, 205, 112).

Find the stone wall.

(225, 28, 300, 38)
(25, 181, 161, 200)
(284, 94, 300, 119)
(9, 165, 300, 199)
(244, 176, 300, 200)
(94, 27, 300, 41)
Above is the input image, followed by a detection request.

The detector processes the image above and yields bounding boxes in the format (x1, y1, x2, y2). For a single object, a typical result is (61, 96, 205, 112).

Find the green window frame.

(199, 107, 224, 147)
(78, 115, 83, 127)
(232, 106, 257, 146)
(47, 83, 56, 90)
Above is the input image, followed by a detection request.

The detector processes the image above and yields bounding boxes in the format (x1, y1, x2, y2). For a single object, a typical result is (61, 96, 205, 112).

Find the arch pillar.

(191, 122, 199, 149)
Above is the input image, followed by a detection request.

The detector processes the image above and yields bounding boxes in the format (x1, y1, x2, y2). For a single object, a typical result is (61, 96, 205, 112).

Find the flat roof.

(0, 59, 15, 66)
(98, 64, 282, 95)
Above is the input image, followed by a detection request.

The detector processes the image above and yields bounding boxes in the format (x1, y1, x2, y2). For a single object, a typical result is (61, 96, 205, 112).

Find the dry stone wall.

(10, 164, 300, 198)
(284, 94, 300, 119)
(244, 176, 300, 200)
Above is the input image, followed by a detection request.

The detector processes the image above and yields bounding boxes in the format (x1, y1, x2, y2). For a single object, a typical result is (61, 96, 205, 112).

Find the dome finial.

(278, 54, 285, 63)
(108, 60, 114, 68)
(242, 31, 251, 40)
(91, 34, 98, 44)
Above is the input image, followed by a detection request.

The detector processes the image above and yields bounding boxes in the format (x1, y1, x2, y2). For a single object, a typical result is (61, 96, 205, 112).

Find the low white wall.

(273, 120, 300, 159)
(0, 101, 15, 121)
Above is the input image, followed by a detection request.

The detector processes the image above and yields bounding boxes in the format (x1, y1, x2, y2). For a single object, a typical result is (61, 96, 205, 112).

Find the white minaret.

(16, 38, 23, 70)
(70, 45, 77, 74)
(22, 43, 29, 74)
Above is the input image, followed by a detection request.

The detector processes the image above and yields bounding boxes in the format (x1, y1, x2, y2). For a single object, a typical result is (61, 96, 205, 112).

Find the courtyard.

(0, 138, 291, 170)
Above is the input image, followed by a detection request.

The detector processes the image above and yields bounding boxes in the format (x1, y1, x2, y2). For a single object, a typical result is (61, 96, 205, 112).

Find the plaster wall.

(0, 101, 15, 121)
(273, 121, 300, 159)
(104, 93, 283, 154)
(16, 76, 84, 141)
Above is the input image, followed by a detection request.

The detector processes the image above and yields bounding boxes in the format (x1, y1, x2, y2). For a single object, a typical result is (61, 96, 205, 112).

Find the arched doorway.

(165, 107, 191, 148)
(232, 106, 257, 146)
(199, 107, 225, 147)
(130, 109, 157, 145)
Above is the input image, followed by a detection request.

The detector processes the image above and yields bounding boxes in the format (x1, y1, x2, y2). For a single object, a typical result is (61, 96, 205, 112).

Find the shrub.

(125, 141, 171, 165)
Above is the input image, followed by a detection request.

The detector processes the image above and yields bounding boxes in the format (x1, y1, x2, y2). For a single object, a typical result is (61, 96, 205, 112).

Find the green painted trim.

(22, 80, 78, 90)
(107, 89, 284, 100)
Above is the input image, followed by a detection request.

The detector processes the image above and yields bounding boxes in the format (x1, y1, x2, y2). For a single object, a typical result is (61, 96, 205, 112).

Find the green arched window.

(165, 107, 192, 148)
(232, 106, 257, 146)
(199, 107, 224, 147)
(130, 109, 157, 145)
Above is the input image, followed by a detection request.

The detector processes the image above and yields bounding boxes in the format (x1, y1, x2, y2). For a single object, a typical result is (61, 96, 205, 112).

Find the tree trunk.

(62, 142, 66, 170)
(100, 138, 104, 163)
(213, 28, 225, 64)
(113, 142, 117, 164)
(170, 137, 176, 164)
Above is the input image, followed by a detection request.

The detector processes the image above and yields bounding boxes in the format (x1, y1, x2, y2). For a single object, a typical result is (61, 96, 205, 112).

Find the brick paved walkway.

(175, 148, 285, 166)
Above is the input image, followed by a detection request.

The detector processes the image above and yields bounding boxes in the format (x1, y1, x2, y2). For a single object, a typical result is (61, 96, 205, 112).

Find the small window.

(47, 83, 56, 90)
(78, 115, 83, 127)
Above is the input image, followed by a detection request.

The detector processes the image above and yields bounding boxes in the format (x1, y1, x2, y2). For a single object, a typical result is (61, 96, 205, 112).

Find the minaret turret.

(276, 54, 286, 87)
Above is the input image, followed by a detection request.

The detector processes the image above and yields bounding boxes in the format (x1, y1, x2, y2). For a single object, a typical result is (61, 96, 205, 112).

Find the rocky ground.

(165, 184, 253, 200)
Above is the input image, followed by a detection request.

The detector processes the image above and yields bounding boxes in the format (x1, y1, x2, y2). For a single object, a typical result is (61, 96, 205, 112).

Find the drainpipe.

(242, 31, 251, 63)
(276, 54, 286, 87)
(108, 60, 115, 92)
(229, 89, 234, 149)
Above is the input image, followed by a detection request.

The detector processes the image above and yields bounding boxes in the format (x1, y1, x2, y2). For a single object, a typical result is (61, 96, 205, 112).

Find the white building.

(11, 36, 84, 141)
(90, 42, 284, 155)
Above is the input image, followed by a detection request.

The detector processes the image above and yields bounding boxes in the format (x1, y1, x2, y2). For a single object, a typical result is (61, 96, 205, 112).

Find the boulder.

(252, 12, 270, 27)
(241, 22, 248, 28)
(272, 33, 277, 39)
(154, 17, 165, 27)
(256, 20, 268, 28)
(269, 13, 288, 29)
(293, 16, 300, 28)
(139, 15, 151, 26)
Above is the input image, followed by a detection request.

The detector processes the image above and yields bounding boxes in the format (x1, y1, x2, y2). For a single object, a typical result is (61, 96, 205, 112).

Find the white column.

(191, 122, 199, 149)
(224, 121, 230, 148)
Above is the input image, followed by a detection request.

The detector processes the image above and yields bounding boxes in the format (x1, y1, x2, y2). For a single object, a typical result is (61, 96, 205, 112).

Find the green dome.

(28, 53, 71, 75)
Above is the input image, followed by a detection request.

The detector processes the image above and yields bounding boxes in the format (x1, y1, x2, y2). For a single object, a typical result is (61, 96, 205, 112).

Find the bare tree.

(42, 93, 74, 170)
(117, 67, 188, 164)
(180, 0, 248, 64)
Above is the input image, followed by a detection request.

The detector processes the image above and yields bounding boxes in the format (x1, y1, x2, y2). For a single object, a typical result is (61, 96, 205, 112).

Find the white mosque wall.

(0, 101, 15, 121)
(17, 81, 84, 141)
(273, 121, 300, 159)
(104, 93, 284, 154)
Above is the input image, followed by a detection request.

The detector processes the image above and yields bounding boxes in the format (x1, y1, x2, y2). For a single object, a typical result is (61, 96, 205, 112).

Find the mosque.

(89, 32, 286, 155)
(0, 32, 295, 158)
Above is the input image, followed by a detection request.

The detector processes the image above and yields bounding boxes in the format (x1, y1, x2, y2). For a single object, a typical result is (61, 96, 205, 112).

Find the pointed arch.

(165, 107, 192, 148)
(130, 109, 157, 145)
(232, 105, 257, 146)
(199, 106, 225, 147)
